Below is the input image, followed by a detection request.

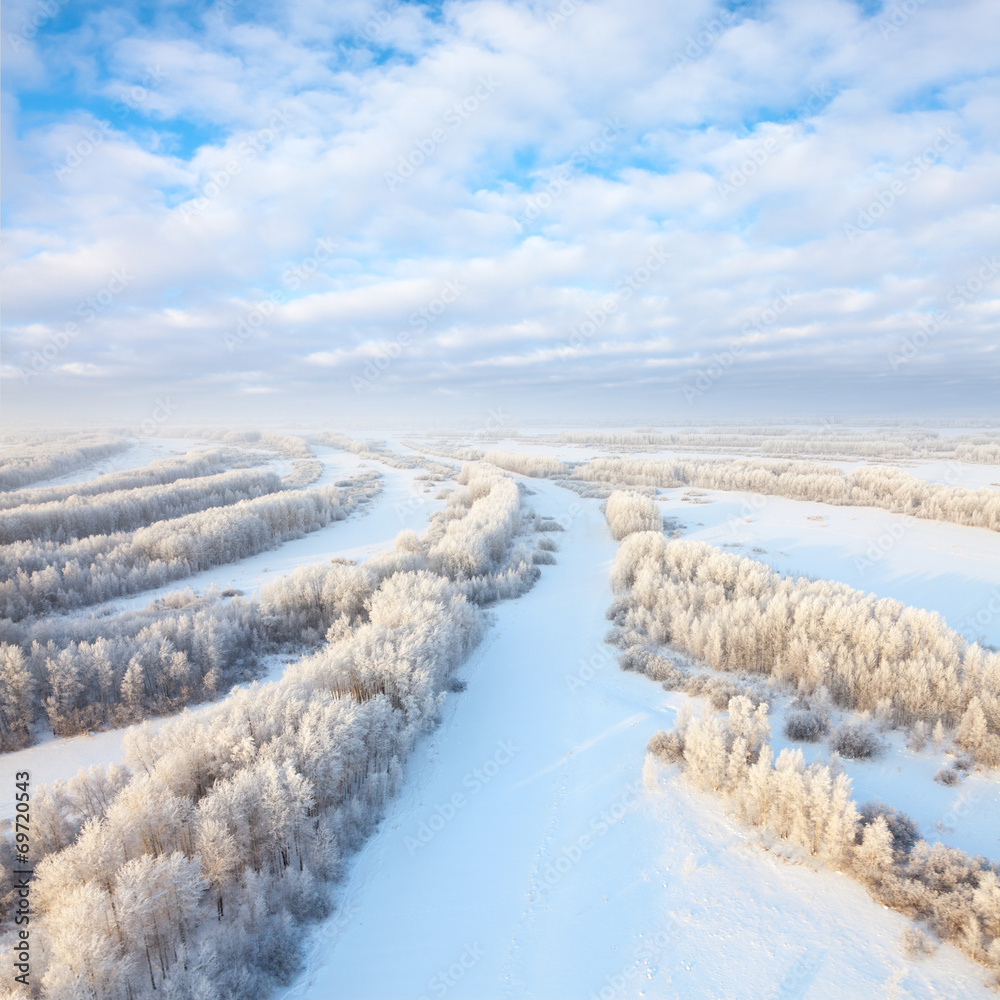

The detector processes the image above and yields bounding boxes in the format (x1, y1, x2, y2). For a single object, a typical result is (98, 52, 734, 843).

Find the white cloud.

(2, 0, 998, 423)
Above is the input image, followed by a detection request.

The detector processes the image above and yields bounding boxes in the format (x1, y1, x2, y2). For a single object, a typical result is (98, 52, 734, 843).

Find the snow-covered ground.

(17, 436, 181, 490)
(278, 476, 996, 1000)
(765, 705, 1000, 860)
(4, 436, 1000, 998)
(653, 487, 1000, 649)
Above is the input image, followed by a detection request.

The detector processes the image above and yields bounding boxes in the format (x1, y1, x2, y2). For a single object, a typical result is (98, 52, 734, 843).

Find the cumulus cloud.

(2, 0, 998, 424)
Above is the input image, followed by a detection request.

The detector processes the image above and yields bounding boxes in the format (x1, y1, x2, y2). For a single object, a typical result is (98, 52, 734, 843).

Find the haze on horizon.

(1, 0, 998, 428)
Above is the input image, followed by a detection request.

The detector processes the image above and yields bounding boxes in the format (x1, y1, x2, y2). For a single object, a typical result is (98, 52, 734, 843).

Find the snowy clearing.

(278, 477, 997, 1000)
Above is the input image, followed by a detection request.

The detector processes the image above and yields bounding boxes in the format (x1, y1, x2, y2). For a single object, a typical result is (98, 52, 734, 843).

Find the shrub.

(647, 729, 685, 763)
(604, 491, 663, 540)
(532, 551, 556, 565)
(618, 647, 686, 687)
(784, 708, 829, 743)
(934, 767, 961, 786)
(830, 722, 885, 759)
(858, 800, 920, 854)
(900, 927, 937, 958)
(535, 517, 565, 532)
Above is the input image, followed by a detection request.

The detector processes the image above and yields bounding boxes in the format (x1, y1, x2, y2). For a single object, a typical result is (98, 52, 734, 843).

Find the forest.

(0, 461, 545, 1000)
(0, 451, 237, 512)
(0, 436, 131, 492)
(648, 698, 1000, 975)
(574, 455, 1000, 532)
(1, 430, 997, 998)
(0, 469, 283, 544)
(603, 491, 1000, 978)
(0, 486, 352, 622)
(606, 516, 1000, 765)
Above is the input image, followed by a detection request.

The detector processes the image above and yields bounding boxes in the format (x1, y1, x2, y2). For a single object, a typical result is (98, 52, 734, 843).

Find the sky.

(1, 0, 998, 429)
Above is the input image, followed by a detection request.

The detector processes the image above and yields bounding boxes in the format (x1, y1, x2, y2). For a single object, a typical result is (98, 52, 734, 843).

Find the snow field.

(280, 476, 997, 999)
(4, 436, 1000, 999)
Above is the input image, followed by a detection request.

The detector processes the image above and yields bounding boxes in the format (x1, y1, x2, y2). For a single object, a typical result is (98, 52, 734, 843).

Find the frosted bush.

(830, 722, 885, 760)
(604, 490, 663, 540)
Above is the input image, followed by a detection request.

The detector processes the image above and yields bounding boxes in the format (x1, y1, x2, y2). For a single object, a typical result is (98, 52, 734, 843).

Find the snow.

(278, 477, 997, 1000)
(765, 708, 1000, 860)
(17, 437, 180, 490)
(4, 436, 999, 997)
(656, 487, 1000, 648)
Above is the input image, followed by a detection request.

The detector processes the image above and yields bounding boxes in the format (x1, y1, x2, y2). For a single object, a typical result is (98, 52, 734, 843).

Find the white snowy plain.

(277, 477, 998, 1000)
(4, 441, 1000, 998)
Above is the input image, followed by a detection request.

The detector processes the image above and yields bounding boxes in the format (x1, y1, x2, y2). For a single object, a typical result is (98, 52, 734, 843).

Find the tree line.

(481, 450, 567, 478)
(0, 468, 283, 544)
(608, 526, 1000, 766)
(315, 431, 456, 477)
(648, 697, 1000, 978)
(0, 435, 131, 492)
(0, 467, 542, 1000)
(0, 486, 353, 622)
(578, 456, 1000, 532)
(0, 450, 237, 511)
(543, 426, 1000, 464)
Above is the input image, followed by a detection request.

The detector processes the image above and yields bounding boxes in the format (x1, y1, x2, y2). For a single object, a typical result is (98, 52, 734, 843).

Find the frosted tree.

(604, 491, 663, 540)
(0, 643, 34, 749)
(974, 870, 1000, 942)
(856, 815, 894, 880)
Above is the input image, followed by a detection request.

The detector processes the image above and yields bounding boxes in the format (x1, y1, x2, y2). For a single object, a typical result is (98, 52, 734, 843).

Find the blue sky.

(1, 0, 998, 427)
